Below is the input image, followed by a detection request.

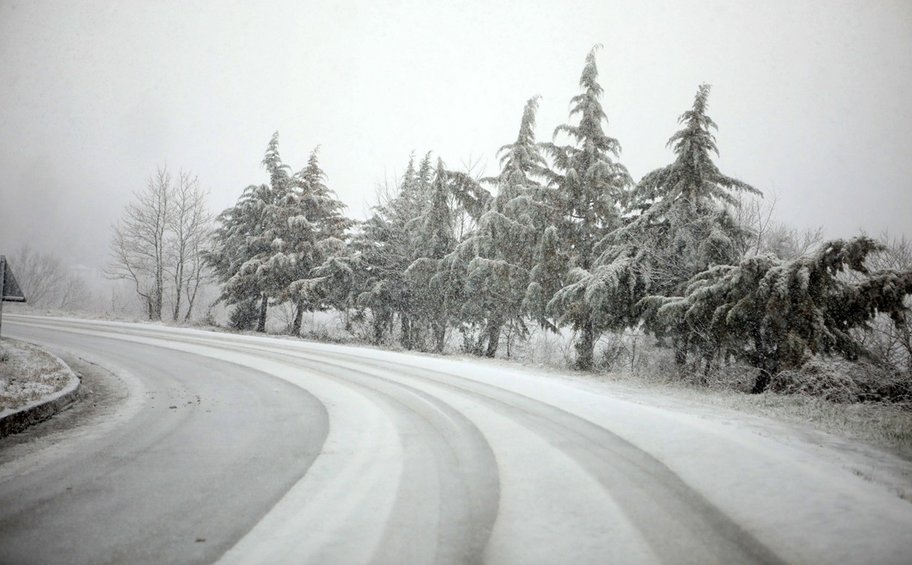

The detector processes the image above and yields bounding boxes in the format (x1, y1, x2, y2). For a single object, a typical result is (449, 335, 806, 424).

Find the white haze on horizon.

(1, 0, 910, 277)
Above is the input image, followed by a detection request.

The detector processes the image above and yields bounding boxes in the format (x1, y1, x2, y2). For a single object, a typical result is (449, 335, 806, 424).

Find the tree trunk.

(172, 255, 184, 321)
(484, 319, 502, 358)
(152, 247, 164, 321)
(291, 300, 305, 336)
(574, 314, 595, 370)
(751, 330, 777, 393)
(371, 310, 387, 344)
(183, 273, 200, 323)
(256, 294, 268, 333)
(400, 314, 412, 350)
(433, 320, 446, 353)
(672, 336, 688, 367)
(751, 371, 771, 394)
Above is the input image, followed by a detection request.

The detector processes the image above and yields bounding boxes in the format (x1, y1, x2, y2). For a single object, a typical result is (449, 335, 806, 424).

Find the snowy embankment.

(0, 338, 79, 436)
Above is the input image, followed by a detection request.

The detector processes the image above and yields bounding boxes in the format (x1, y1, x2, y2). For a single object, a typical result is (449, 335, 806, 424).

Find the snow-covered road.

(2, 315, 911, 564)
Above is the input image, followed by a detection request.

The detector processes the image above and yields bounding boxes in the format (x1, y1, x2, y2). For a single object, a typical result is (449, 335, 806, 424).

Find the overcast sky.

(1, 0, 911, 272)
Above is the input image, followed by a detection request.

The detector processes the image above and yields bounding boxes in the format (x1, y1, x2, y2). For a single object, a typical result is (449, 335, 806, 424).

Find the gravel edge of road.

(0, 347, 80, 438)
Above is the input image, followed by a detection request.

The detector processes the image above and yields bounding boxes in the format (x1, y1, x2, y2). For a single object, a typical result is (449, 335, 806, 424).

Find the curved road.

(2, 315, 911, 564)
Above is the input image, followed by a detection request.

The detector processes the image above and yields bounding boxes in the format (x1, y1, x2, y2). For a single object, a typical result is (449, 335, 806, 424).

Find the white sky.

(1, 0, 911, 270)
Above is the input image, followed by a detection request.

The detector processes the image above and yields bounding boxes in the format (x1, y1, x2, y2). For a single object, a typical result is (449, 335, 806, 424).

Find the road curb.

(0, 349, 80, 438)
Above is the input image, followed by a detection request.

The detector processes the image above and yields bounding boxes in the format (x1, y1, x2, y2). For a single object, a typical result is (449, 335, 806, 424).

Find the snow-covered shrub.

(770, 357, 912, 403)
(595, 333, 629, 371)
(700, 363, 761, 392)
(645, 237, 912, 393)
(628, 340, 679, 382)
(228, 298, 259, 331)
(519, 328, 565, 367)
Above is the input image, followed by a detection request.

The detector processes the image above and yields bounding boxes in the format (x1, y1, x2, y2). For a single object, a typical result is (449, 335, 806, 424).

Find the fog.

(2, 0, 911, 276)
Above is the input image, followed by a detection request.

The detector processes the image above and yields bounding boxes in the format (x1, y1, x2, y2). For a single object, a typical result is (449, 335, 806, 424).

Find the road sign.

(1, 256, 27, 339)
(2, 256, 26, 302)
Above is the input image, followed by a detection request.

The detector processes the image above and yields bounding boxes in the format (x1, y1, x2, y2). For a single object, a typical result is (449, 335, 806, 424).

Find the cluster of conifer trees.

(207, 47, 912, 392)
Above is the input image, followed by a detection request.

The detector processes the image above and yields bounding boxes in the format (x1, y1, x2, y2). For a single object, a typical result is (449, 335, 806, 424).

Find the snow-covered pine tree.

(524, 225, 566, 332)
(624, 84, 760, 293)
(643, 237, 912, 392)
(405, 159, 459, 352)
(351, 154, 429, 346)
(209, 133, 352, 334)
(590, 84, 761, 366)
(456, 96, 548, 356)
(249, 132, 300, 331)
(208, 156, 283, 334)
(350, 210, 396, 343)
(397, 153, 437, 347)
(414, 152, 434, 201)
(282, 148, 354, 334)
(541, 46, 634, 370)
(207, 201, 261, 329)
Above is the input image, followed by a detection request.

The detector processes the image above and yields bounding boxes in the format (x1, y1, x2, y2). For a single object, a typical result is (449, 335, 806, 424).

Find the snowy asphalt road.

(2, 315, 911, 564)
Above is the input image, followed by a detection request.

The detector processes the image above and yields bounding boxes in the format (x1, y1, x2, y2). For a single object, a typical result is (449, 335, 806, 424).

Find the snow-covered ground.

(12, 303, 909, 461)
(6, 314, 912, 564)
(0, 338, 72, 414)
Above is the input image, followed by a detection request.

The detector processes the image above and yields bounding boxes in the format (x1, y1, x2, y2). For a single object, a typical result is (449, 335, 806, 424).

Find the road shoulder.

(0, 340, 80, 437)
(0, 353, 128, 467)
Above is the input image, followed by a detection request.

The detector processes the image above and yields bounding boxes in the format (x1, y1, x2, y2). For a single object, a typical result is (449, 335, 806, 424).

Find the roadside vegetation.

(199, 47, 912, 402)
(9, 46, 910, 439)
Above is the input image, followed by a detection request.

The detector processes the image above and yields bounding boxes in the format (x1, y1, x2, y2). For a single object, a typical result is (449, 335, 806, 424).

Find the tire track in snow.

(220, 346, 501, 565)
(10, 317, 500, 564)
(0, 322, 330, 565)
(42, 314, 772, 564)
(258, 346, 784, 565)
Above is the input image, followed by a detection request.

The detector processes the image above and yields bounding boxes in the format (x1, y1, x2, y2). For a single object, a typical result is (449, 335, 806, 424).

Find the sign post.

(0, 255, 27, 339)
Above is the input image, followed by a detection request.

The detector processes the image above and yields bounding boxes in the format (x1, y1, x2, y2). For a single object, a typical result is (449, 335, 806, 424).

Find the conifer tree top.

(497, 96, 544, 178)
(543, 44, 631, 240)
(552, 45, 621, 159)
(298, 147, 326, 189)
(262, 131, 291, 189)
(633, 84, 760, 213)
(668, 84, 718, 160)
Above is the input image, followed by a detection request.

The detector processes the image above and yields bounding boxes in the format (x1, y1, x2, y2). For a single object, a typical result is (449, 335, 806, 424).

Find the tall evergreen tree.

(599, 84, 761, 364)
(457, 96, 548, 356)
(406, 159, 459, 352)
(352, 209, 401, 344)
(281, 148, 354, 334)
(624, 84, 760, 293)
(208, 133, 352, 334)
(251, 132, 298, 330)
(208, 152, 283, 334)
(541, 46, 634, 369)
(351, 153, 431, 346)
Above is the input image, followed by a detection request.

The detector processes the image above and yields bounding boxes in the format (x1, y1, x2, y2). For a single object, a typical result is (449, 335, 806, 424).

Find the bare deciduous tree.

(732, 194, 776, 258)
(107, 167, 211, 321)
(859, 233, 912, 375)
(734, 194, 823, 260)
(9, 245, 91, 310)
(763, 223, 824, 260)
(10, 246, 63, 307)
(166, 171, 212, 321)
(57, 271, 91, 310)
